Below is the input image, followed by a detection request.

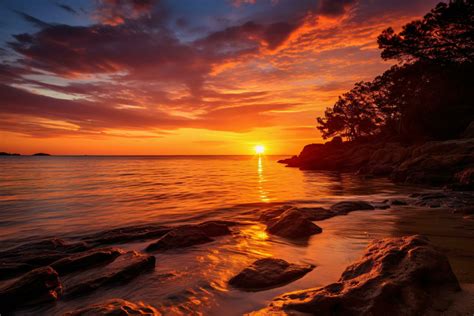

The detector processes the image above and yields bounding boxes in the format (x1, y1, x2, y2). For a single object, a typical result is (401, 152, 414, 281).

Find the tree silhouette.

(317, 0, 474, 142)
(378, 0, 474, 64)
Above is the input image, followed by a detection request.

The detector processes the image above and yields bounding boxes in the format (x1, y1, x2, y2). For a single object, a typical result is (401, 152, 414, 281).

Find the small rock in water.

(81, 224, 171, 245)
(253, 235, 461, 315)
(63, 251, 155, 298)
(229, 258, 314, 291)
(0, 266, 62, 312)
(266, 209, 322, 239)
(50, 247, 123, 275)
(197, 220, 233, 237)
(259, 205, 294, 223)
(329, 200, 374, 214)
(64, 298, 161, 315)
(145, 226, 214, 251)
(0, 238, 91, 280)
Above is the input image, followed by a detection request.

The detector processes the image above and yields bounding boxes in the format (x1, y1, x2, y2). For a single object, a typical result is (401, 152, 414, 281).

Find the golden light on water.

(254, 145, 265, 155)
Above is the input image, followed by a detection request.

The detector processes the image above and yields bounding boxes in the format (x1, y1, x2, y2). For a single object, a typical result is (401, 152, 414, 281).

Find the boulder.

(0, 238, 90, 280)
(253, 235, 461, 315)
(51, 248, 122, 275)
(297, 207, 336, 221)
(64, 298, 161, 316)
(145, 226, 213, 252)
(266, 209, 322, 239)
(260, 206, 335, 224)
(196, 220, 233, 237)
(0, 267, 62, 312)
(229, 258, 314, 291)
(63, 251, 155, 298)
(330, 201, 374, 214)
(81, 224, 171, 245)
(259, 205, 293, 223)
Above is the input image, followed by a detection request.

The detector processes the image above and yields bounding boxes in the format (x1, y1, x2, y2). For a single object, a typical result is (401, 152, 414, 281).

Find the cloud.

(93, 0, 157, 25)
(0, 0, 442, 145)
(55, 3, 79, 15)
(318, 0, 357, 16)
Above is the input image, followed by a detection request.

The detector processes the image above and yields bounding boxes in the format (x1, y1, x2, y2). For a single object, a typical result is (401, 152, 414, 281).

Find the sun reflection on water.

(257, 156, 270, 203)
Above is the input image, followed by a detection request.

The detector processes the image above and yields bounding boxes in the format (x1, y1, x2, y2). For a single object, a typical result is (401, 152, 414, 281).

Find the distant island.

(0, 152, 52, 156)
(0, 152, 20, 156)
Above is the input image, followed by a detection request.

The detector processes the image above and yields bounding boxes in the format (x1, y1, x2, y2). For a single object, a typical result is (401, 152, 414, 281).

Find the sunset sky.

(0, 0, 441, 155)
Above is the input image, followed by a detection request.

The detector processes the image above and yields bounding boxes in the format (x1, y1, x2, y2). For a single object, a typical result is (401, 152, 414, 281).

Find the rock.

(145, 226, 213, 252)
(253, 235, 460, 315)
(51, 248, 122, 275)
(281, 138, 474, 187)
(297, 207, 336, 221)
(259, 205, 293, 223)
(0, 267, 62, 312)
(266, 209, 322, 239)
(229, 258, 314, 291)
(64, 298, 161, 316)
(196, 220, 233, 237)
(81, 224, 171, 245)
(330, 201, 374, 214)
(390, 199, 408, 206)
(0, 238, 91, 280)
(63, 251, 155, 298)
(260, 206, 335, 224)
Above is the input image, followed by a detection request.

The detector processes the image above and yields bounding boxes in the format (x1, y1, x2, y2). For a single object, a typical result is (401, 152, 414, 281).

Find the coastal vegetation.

(317, 0, 474, 142)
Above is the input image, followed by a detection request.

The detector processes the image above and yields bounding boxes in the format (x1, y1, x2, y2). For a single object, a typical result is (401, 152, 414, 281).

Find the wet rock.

(63, 251, 155, 298)
(145, 226, 213, 252)
(229, 258, 314, 291)
(0, 266, 62, 312)
(51, 248, 122, 275)
(0, 238, 90, 280)
(81, 224, 171, 245)
(297, 207, 336, 221)
(197, 220, 233, 237)
(266, 209, 322, 239)
(259, 205, 293, 223)
(253, 235, 460, 315)
(64, 298, 161, 316)
(260, 206, 334, 224)
(329, 201, 374, 214)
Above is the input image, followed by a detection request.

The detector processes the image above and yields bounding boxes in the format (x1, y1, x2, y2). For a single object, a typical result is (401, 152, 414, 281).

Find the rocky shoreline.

(278, 137, 474, 190)
(1, 191, 473, 315)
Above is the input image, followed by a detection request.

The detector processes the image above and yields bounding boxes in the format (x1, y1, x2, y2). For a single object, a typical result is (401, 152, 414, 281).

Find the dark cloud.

(318, 0, 358, 16)
(94, 0, 157, 25)
(55, 3, 78, 15)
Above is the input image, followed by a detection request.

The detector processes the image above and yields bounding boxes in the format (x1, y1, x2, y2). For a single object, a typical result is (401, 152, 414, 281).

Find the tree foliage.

(378, 0, 474, 64)
(316, 0, 474, 142)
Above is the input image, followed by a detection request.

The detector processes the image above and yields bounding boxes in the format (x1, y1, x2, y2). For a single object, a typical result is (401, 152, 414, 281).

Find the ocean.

(0, 155, 472, 315)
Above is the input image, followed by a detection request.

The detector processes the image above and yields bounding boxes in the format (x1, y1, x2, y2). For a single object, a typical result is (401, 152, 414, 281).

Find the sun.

(254, 145, 265, 155)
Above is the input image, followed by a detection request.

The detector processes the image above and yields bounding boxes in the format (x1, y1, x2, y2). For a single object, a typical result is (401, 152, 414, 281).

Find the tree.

(317, 82, 382, 140)
(317, 0, 474, 142)
(377, 0, 474, 64)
